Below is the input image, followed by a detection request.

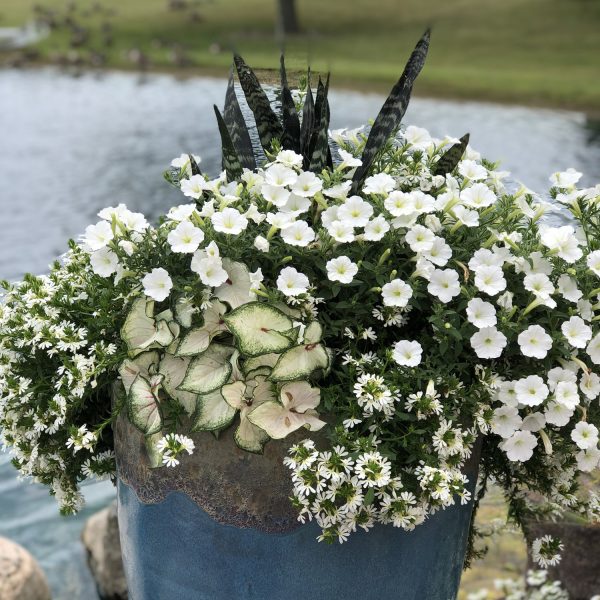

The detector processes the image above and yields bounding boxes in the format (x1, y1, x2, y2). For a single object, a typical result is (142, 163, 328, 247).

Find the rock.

(526, 520, 600, 600)
(82, 502, 128, 600)
(0, 536, 51, 600)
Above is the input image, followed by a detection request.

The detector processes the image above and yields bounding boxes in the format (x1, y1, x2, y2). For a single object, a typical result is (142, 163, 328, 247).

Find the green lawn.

(1, 0, 600, 111)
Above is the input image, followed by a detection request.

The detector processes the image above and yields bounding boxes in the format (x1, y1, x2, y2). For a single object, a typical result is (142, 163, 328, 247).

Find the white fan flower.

(466, 298, 497, 328)
(276, 267, 310, 297)
(427, 269, 460, 303)
(326, 256, 358, 284)
(518, 325, 553, 359)
(470, 326, 507, 359)
(141, 268, 173, 302)
(167, 221, 205, 254)
(392, 340, 423, 367)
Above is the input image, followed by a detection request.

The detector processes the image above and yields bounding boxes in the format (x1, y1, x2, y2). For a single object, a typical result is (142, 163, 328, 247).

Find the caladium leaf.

(158, 353, 197, 415)
(269, 342, 329, 382)
(234, 412, 270, 453)
(351, 29, 431, 193)
(242, 352, 280, 375)
(234, 54, 283, 151)
(176, 327, 211, 357)
(121, 298, 174, 356)
(119, 351, 160, 394)
(223, 302, 295, 357)
(178, 343, 235, 395)
(280, 55, 301, 153)
(174, 296, 197, 329)
(303, 321, 323, 344)
(223, 69, 256, 171)
(300, 69, 315, 165)
(214, 259, 255, 309)
(214, 105, 243, 181)
(433, 133, 470, 176)
(191, 389, 236, 432)
(127, 374, 162, 435)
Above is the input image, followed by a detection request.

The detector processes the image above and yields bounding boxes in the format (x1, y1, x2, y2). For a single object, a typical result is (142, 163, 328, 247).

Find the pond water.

(0, 67, 599, 599)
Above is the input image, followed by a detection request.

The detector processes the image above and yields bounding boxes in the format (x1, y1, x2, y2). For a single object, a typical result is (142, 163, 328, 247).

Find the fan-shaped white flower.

(470, 326, 507, 359)
(381, 279, 413, 307)
(327, 220, 354, 243)
(540, 225, 582, 263)
(141, 268, 173, 302)
(363, 216, 390, 241)
(83, 221, 114, 251)
(422, 236, 452, 266)
(167, 221, 205, 254)
(292, 171, 323, 197)
(276, 267, 310, 297)
(90, 248, 119, 277)
(474, 265, 506, 296)
(515, 375, 549, 406)
(428, 269, 460, 303)
(518, 325, 553, 359)
(587, 250, 600, 276)
(524, 273, 554, 299)
(571, 422, 599, 450)
(466, 298, 497, 328)
(363, 173, 396, 195)
(561, 316, 592, 348)
(265, 163, 298, 187)
(191, 255, 228, 287)
(458, 159, 487, 181)
(261, 184, 291, 207)
(549, 168, 582, 188)
(576, 447, 600, 472)
(460, 183, 496, 208)
(281, 221, 316, 247)
(338, 196, 374, 227)
(405, 225, 435, 253)
(211, 208, 248, 235)
(491, 406, 522, 438)
(326, 256, 358, 284)
(392, 340, 423, 367)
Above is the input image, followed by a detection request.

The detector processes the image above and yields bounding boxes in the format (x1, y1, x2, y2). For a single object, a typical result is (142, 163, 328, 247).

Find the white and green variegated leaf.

(303, 321, 322, 344)
(145, 432, 164, 468)
(128, 375, 162, 435)
(223, 302, 294, 357)
(191, 390, 236, 432)
(155, 309, 174, 322)
(242, 352, 280, 375)
(154, 319, 176, 348)
(175, 296, 197, 328)
(221, 380, 246, 410)
(158, 353, 197, 415)
(121, 298, 157, 352)
(234, 412, 270, 453)
(214, 259, 255, 309)
(269, 343, 329, 382)
(179, 343, 234, 395)
(201, 300, 228, 334)
(176, 327, 211, 356)
(119, 351, 160, 394)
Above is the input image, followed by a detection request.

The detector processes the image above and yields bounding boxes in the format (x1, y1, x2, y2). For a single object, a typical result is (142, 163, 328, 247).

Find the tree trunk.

(276, 0, 300, 36)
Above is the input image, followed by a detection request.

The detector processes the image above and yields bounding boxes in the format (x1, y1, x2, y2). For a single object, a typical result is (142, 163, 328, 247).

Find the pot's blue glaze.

(117, 479, 473, 600)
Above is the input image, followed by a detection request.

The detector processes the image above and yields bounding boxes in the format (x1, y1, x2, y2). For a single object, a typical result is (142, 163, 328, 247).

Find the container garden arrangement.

(2, 30, 600, 599)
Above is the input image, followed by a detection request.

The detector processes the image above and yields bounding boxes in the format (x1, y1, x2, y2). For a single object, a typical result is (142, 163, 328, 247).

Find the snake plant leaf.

(191, 389, 237, 432)
(233, 54, 283, 151)
(280, 55, 301, 153)
(308, 75, 332, 173)
(300, 69, 315, 165)
(223, 302, 295, 357)
(269, 342, 330, 382)
(223, 69, 256, 171)
(178, 343, 235, 395)
(128, 375, 162, 435)
(351, 29, 431, 193)
(434, 133, 470, 176)
(213, 105, 243, 181)
(188, 154, 202, 176)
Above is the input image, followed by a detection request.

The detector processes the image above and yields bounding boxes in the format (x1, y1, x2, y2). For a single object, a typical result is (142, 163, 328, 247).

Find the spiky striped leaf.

(434, 133, 470, 176)
(234, 54, 282, 151)
(214, 105, 243, 181)
(280, 55, 301, 153)
(188, 154, 202, 176)
(351, 29, 431, 193)
(300, 69, 315, 165)
(308, 75, 331, 173)
(223, 69, 256, 171)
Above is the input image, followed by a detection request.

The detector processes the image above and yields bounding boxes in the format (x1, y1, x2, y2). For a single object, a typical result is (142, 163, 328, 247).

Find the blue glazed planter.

(114, 413, 477, 600)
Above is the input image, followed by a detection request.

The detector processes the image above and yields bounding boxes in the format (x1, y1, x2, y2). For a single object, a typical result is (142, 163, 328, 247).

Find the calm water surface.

(1, 67, 600, 599)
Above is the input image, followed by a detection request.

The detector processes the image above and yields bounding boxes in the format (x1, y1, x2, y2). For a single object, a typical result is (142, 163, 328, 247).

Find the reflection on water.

(1, 67, 600, 600)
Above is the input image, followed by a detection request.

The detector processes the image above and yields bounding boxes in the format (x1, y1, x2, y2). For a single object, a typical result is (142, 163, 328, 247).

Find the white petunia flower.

(580, 372, 600, 400)
(554, 381, 580, 410)
(561, 316, 592, 348)
(337, 148, 362, 169)
(404, 125, 433, 150)
(211, 208, 248, 235)
(515, 375, 549, 406)
(338, 196, 374, 227)
(557, 274, 582, 303)
(422, 236, 452, 266)
(523, 273, 554, 299)
(381, 279, 413, 307)
(405, 225, 435, 253)
(167, 203, 197, 222)
(458, 159, 487, 181)
(275, 149, 303, 168)
(571, 422, 599, 450)
(521, 412, 546, 433)
(491, 406, 522, 439)
(276, 267, 310, 297)
(90, 248, 119, 277)
(466, 298, 497, 328)
(291, 171, 323, 197)
(281, 193, 311, 215)
(191, 255, 228, 287)
(180, 174, 207, 199)
(474, 265, 506, 296)
(576, 447, 600, 472)
(544, 401, 574, 427)
(253, 235, 270, 253)
(453, 205, 479, 227)
(83, 221, 114, 251)
(384, 191, 415, 217)
(266, 211, 293, 230)
(587, 250, 600, 276)
(468, 248, 504, 271)
(540, 225, 582, 263)
(427, 269, 460, 303)
(281, 221, 316, 247)
(470, 326, 507, 359)
(549, 168, 582, 188)
(141, 268, 173, 302)
(363, 173, 396, 195)
(547, 366, 578, 391)
(460, 183, 496, 208)
(326, 256, 358, 284)
(502, 430, 538, 462)
(327, 220, 355, 243)
(167, 221, 205, 254)
(363, 216, 390, 241)
(265, 163, 298, 187)
(261, 184, 291, 207)
(323, 181, 351, 199)
(498, 381, 519, 407)
(392, 340, 423, 367)
(410, 191, 436, 215)
(518, 325, 553, 359)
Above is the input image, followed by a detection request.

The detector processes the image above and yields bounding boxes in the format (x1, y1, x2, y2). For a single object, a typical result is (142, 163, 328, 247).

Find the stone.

(0, 536, 51, 600)
(82, 502, 128, 600)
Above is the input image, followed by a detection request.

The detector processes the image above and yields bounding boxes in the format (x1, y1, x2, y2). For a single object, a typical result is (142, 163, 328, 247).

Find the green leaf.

(233, 54, 283, 151)
(191, 390, 236, 432)
(223, 68, 257, 171)
(214, 105, 243, 181)
(269, 343, 329, 382)
(178, 343, 235, 395)
(127, 375, 162, 435)
(433, 133, 470, 176)
(364, 487, 375, 506)
(300, 69, 315, 165)
(280, 55, 301, 153)
(188, 154, 202, 176)
(223, 302, 295, 357)
(351, 29, 431, 194)
(308, 75, 332, 173)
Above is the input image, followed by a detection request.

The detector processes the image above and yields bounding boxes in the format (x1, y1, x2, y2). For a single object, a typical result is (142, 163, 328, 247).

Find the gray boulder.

(81, 502, 128, 600)
(0, 536, 51, 600)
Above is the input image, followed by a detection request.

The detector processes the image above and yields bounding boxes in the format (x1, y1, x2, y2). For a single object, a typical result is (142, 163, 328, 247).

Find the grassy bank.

(1, 0, 600, 111)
